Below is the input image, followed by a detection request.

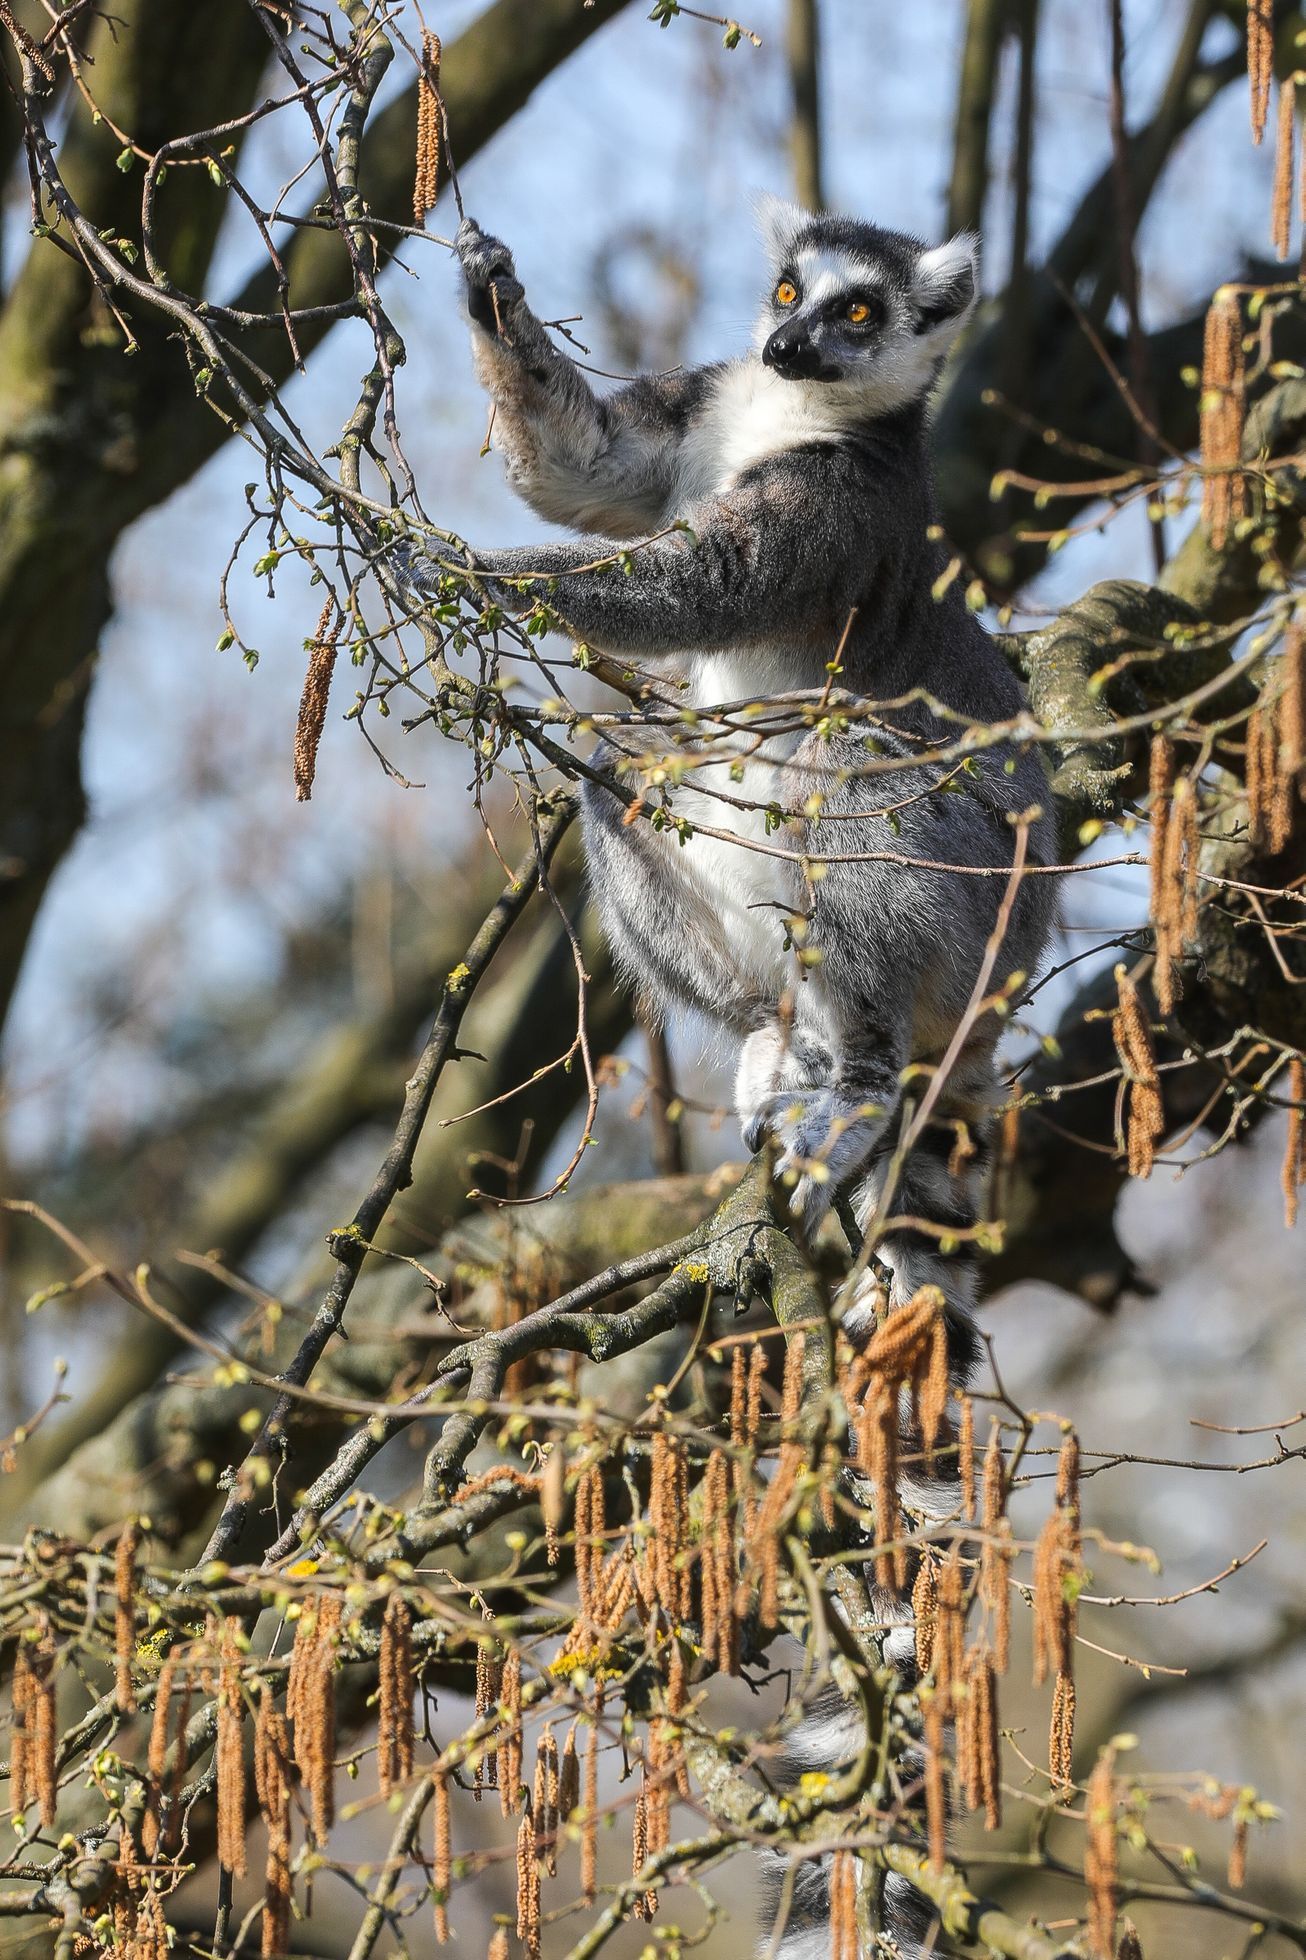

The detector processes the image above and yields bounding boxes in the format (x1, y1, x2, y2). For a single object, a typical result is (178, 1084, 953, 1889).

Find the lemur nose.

(763, 327, 804, 370)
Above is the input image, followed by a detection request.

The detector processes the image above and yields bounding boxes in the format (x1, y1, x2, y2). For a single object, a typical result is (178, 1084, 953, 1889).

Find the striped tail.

(762, 1078, 995, 1959)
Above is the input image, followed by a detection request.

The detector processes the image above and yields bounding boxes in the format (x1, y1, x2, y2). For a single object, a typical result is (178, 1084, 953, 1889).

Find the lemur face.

(754, 199, 978, 411)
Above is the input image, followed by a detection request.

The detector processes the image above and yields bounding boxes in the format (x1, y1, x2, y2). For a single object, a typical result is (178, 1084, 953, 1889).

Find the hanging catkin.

(1085, 1753, 1119, 1959)
(378, 1591, 415, 1796)
(1274, 77, 1297, 257)
(1148, 735, 1196, 1014)
(294, 600, 342, 802)
(114, 1522, 140, 1714)
(1248, 0, 1274, 144)
(1199, 291, 1246, 549)
(1112, 967, 1165, 1177)
(1284, 1055, 1306, 1227)
(433, 1766, 452, 1943)
(216, 1619, 247, 1879)
(413, 32, 442, 226)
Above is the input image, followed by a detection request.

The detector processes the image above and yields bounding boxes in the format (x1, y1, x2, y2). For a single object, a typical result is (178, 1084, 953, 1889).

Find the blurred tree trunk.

(787, 0, 824, 209)
(947, 0, 1008, 236)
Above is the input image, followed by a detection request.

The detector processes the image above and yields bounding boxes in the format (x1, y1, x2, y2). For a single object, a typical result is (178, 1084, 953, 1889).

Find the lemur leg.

(748, 988, 910, 1237)
(581, 772, 774, 1033)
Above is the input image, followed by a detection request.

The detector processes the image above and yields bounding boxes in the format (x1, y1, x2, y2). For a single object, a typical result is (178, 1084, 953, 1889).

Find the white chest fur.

(672, 360, 852, 506)
(657, 747, 802, 991)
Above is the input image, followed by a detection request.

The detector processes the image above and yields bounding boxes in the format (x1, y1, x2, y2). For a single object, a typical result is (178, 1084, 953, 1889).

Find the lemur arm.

(458, 218, 708, 538)
(471, 450, 862, 660)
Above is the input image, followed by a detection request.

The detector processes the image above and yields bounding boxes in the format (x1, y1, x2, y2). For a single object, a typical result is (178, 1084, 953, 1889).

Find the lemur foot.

(456, 216, 524, 330)
(735, 1020, 836, 1156)
(752, 1088, 882, 1235)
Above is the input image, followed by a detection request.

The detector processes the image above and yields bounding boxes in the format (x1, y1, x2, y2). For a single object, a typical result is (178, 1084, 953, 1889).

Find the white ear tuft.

(752, 192, 809, 265)
(912, 233, 979, 337)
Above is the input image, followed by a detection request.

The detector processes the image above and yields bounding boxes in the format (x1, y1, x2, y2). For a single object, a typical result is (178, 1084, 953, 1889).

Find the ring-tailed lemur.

(431, 201, 1058, 1955)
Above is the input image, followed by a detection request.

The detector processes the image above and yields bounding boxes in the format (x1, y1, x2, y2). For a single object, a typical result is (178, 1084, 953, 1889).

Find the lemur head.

(753, 198, 978, 414)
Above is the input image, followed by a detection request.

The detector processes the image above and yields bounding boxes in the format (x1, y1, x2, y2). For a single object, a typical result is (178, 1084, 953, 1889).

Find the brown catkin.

(666, 1637, 690, 1798)
(288, 1593, 340, 1838)
(378, 1591, 415, 1797)
(1113, 966, 1165, 1178)
(1049, 1667, 1076, 1786)
(732, 1341, 767, 1535)
(977, 1653, 1001, 1831)
(701, 1448, 738, 1673)
(957, 1393, 976, 1518)
(474, 1636, 501, 1798)
(957, 1650, 982, 1814)
(647, 1431, 685, 1623)
(516, 1806, 541, 1960)
(780, 1329, 805, 1426)
(923, 1692, 947, 1873)
(1248, 0, 1274, 144)
(1229, 1814, 1249, 1888)
(255, 1689, 292, 1960)
(1085, 1753, 1119, 1959)
(489, 1933, 510, 1960)
(293, 600, 341, 801)
(645, 1729, 671, 1864)
(858, 1372, 904, 1592)
(1275, 77, 1297, 257)
(216, 1619, 247, 1879)
(1166, 775, 1200, 946)
(631, 1776, 654, 1920)
(1056, 1429, 1081, 1523)
(580, 1715, 599, 1903)
(413, 31, 442, 226)
(9, 1645, 32, 1818)
(830, 1849, 858, 1960)
(14, 1630, 56, 1829)
(936, 1543, 967, 1710)
(147, 1660, 176, 1788)
(990, 1516, 1014, 1675)
(533, 1725, 559, 1875)
(498, 1649, 523, 1816)
(1116, 1925, 1144, 1960)
(1149, 737, 1198, 1014)
(1284, 1055, 1306, 1227)
(912, 1551, 939, 1676)
(577, 1459, 607, 1622)
(541, 1447, 565, 1566)
(142, 1654, 177, 1856)
(979, 1425, 1013, 1671)
(114, 1521, 140, 1714)
(559, 1722, 581, 1822)
(0, 2, 56, 81)
(917, 1300, 950, 1466)
(433, 1766, 452, 1943)
(1033, 1507, 1079, 1685)
(1248, 696, 1291, 853)
(1200, 290, 1247, 548)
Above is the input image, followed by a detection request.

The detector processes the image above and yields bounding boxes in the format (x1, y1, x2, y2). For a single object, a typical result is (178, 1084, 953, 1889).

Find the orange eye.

(847, 300, 872, 324)
(775, 280, 798, 306)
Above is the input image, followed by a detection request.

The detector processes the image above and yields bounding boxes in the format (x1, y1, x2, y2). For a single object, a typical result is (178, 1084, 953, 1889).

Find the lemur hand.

(456, 216, 524, 333)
